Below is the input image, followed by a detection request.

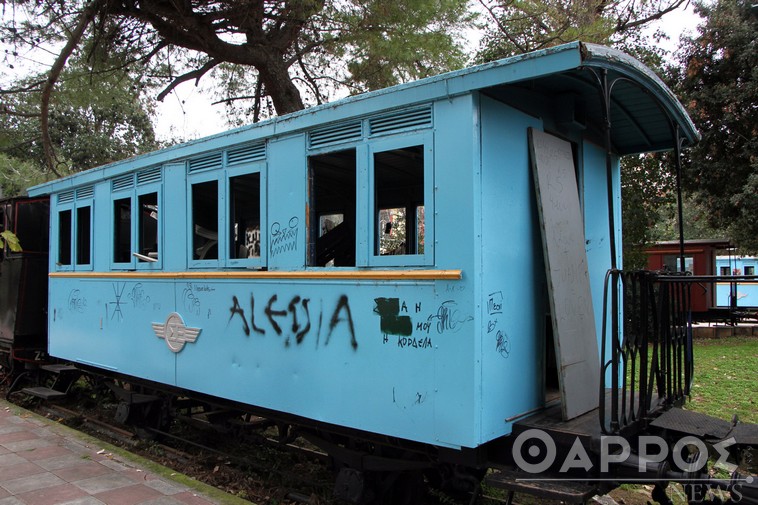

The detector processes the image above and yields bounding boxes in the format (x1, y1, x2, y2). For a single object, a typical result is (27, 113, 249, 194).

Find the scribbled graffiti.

(181, 284, 202, 316)
(106, 282, 127, 321)
(496, 330, 511, 358)
(488, 291, 511, 359)
(228, 293, 357, 350)
(128, 283, 151, 309)
(270, 217, 299, 257)
(68, 289, 87, 313)
(427, 300, 472, 334)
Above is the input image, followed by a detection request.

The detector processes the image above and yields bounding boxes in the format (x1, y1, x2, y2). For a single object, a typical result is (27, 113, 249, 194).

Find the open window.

(308, 149, 356, 267)
(191, 180, 219, 262)
(111, 187, 161, 268)
(57, 209, 72, 267)
(374, 145, 425, 256)
(138, 192, 158, 262)
(369, 135, 432, 266)
(76, 205, 92, 266)
(113, 197, 131, 263)
(230, 172, 262, 261)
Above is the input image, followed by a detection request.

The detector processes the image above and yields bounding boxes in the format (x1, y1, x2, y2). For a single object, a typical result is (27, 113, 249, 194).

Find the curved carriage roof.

(28, 41, 698, 196)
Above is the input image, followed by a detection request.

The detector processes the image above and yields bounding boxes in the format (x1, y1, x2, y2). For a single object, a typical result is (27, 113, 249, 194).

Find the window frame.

(54, 197, 93, 272)
(226, 162, 267, 269)
(367, 132, 434, 267)
(188, 171, 223, 268)
(109, 183, 163, 270)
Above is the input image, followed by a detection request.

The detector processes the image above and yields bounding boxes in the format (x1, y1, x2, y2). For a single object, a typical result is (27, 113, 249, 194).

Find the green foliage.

(476, 0, 617, 61)
(0, 230, 22, 252)
(335, 0, 472, 92)
(0, 52, 157, 190)
(0, 153, 52, 197)
(621, 153, 677, 270)
(672, 0, 758, 253)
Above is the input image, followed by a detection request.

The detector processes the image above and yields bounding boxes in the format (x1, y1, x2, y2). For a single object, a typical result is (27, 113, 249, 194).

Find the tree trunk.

(256, 55, 305, 115)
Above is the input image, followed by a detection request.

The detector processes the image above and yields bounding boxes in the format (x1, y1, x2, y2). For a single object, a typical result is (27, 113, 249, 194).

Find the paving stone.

(0, 400, 232, 505)
(22, 444, 72, 461)
(17, 483, 89, 505)
(73, 473, 141, 494)
(58, 497, 107, 505)
(0, 461, 45, 482)
(145, 478, 185, 496)
(92, 483, 162, 505)
(2, 437, 56, 452)
(0, 496, 26, 505)
(1, 471, 66, 495)
(53, 461, 112, 482)
(37, 453, 94, 471)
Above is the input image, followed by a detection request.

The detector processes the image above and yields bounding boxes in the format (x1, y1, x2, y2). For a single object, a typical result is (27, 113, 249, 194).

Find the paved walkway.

(0, 400, 247, 505)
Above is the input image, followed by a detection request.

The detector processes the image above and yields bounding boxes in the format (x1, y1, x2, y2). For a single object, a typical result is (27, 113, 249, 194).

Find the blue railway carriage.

(27, 42, 758, 503)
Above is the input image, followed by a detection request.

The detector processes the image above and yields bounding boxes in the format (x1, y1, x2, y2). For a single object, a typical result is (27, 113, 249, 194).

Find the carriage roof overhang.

(28, 41, 698, 197)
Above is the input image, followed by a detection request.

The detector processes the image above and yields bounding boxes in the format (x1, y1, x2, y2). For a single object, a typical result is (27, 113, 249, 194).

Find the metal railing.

(600, 270, 693, 434)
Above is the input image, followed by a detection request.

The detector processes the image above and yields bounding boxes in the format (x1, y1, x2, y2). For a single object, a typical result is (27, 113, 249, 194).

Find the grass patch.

(686, 336, 758, 424)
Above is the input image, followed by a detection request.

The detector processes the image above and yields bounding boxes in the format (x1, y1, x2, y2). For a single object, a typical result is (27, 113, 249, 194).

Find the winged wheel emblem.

(152, 312, 201, 353)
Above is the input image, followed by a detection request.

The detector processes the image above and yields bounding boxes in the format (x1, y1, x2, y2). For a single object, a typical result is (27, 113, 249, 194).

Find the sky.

(151, 2, 704, 142)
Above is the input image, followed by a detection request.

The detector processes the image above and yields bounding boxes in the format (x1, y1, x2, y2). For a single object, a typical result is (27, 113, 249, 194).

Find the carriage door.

(529, 128, 600, 420)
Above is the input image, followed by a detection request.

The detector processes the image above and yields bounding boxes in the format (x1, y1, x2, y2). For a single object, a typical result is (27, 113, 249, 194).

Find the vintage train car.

(646, 239, 731, 318)
(0, 196, 50, 367)
(24, 42, 757, 503)
(716, 255, 758, 312)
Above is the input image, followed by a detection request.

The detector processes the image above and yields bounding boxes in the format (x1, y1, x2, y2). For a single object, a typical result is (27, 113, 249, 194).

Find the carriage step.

(20, 387, 68, 401)
(485, 466, 597, 503)
(40, 364, 80, 374)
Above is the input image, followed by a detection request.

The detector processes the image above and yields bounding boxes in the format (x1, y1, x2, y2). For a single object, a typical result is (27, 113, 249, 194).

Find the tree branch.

(156, 58, 220, 101)
(41, 0, 103, 177)
(617, 0, 689, 32)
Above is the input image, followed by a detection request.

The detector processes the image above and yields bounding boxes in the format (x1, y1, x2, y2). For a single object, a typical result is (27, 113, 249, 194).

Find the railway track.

(3, 380, 554, 505)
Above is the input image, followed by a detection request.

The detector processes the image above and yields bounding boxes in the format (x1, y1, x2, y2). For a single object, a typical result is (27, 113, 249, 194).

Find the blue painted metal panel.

(267, 135, 307, 270)
(582, 141, 621, 383)
(48, 278, 177, 384)
(479, 95, 545, 440)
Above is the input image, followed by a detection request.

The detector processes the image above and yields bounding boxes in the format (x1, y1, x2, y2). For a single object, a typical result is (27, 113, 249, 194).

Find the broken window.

(230, 173, 261, 259)
(308, 149, 356, 267)
(374, 145, 424, 257)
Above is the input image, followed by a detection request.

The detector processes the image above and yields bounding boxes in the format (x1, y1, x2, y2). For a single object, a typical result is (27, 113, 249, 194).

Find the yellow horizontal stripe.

(49, 269, 462, 281)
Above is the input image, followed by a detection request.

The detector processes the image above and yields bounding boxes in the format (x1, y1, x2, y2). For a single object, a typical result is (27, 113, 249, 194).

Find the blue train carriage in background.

(26, 42, 758, 503)
(716, 256, 758, 312)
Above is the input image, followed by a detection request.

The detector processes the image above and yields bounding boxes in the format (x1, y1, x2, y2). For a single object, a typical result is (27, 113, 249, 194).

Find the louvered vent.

(228, 142, 266, 165)
(137, 166, 162, 185)
(112, 174, 134, 192)
(58, 191, 74, 204)
(76, 186, 94, 199)
(309, 121, 362, 149)
(189, 152, 223, 172)
(369, 106, 433, 136)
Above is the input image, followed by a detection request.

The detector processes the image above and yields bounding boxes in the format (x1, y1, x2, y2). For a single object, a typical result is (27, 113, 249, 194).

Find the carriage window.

(230, 173, 261, 259)
(15, 200, 49, 253)
(138, 193, 158, 262)
(720, 266, 731, 276)
(308, 149, 356, 267)
(192, 181, 218, 260)
(746, 266, 755, 276)
(113, 197, 131, 263)
(58, 210, 72, 266)
(76, 206, 91, 265)
(374, 145, 424, 256)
